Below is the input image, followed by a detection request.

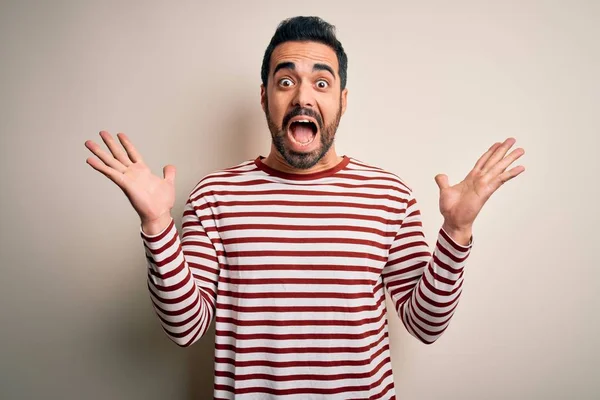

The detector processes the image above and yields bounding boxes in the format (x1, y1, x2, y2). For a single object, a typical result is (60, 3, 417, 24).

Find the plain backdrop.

(1, 1, 598, 399)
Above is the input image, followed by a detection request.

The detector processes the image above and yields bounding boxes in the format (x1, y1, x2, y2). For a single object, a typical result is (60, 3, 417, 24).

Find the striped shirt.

(140, 155, 472, 400)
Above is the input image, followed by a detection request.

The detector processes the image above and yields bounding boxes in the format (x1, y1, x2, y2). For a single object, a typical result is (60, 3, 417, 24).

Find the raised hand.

(85, 131, 176, 234)
(434, 138, 525, 244)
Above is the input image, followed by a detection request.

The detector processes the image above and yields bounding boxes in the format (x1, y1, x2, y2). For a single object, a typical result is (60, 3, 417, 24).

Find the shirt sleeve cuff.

(139, 218, 175, 242)
(440, 226, 473, 253)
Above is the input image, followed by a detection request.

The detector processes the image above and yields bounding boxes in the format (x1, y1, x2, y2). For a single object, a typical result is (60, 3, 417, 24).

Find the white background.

(1, 1, 598, 399)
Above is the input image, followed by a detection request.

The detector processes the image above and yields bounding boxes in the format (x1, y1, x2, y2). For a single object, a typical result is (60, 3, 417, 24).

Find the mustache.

(281, 107, 323, 130)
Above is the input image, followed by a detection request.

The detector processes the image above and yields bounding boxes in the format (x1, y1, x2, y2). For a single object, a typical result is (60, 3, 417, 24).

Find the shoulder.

(187, 158, 261, 201)
(345, 156, 413, 194)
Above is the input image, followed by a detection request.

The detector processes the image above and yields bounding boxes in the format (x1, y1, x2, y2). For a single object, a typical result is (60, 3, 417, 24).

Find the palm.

(85, 131, 176, 224)
(435, 138, 525, 231)
(120, 162, 175, 222)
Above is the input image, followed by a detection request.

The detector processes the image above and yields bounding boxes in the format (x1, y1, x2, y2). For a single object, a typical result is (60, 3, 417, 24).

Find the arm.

(140, 195, 220, 347)
(382, 193, 472, 344)
(383, 137, 525, 344)
(84, 131, 221, 347)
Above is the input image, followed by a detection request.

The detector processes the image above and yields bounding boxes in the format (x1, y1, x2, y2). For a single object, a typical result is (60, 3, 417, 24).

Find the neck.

(263, 145, 342, 175)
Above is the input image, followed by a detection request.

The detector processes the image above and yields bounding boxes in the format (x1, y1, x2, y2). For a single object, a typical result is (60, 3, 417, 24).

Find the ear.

(260, 84, 267, 113)
(340, 87, 348, 116)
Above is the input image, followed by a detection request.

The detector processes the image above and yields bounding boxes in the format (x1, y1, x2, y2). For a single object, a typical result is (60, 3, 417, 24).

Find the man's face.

(261, 41, 348, 169)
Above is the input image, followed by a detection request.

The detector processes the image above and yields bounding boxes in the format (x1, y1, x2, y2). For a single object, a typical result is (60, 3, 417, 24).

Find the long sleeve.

(382, 191, 472, 344)
(140, 194, 221, 347)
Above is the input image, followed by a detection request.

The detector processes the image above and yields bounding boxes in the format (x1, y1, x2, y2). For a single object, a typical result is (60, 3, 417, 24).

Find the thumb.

(434, 174, 450, 191)
(163, 165, 176, 184)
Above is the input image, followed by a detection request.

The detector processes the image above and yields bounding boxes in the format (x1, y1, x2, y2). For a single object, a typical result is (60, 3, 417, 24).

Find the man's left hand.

(435, 137, 526, 245)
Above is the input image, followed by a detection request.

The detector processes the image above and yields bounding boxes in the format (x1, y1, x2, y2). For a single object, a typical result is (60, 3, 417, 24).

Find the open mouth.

(288, 119, 318, 146)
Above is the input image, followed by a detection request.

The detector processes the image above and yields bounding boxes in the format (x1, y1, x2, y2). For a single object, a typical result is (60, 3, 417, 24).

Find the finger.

(488, 147, 525, 178)
(473, 142, 501, 171)
(482, 137, 517, 173)
(86, 156, 125, 188)
(163, 165, 176, 184)
(99, 131, 133, 167)
(498, 165, 525, 184)
(85, 138, 127, 173)
(117, 133, 144, 164)
(434, 174, 450, 190)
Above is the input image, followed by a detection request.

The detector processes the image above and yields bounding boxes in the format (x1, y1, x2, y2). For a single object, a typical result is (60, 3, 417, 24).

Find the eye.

(279, 78, 294, 87)
(316, 80, 329, 89)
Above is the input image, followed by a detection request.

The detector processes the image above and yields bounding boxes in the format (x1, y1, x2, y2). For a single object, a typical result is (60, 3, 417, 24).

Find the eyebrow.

(313, 63, 336, 80)
(273, 62, 337, 80)
(273, 62, 296, 76)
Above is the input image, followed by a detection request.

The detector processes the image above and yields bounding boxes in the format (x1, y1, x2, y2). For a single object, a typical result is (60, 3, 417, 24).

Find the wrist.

(442, 222, 472, 246)
(141, 213, 172, 236)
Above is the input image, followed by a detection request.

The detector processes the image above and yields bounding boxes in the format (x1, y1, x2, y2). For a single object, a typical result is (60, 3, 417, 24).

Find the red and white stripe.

(141, 156, 471, 400)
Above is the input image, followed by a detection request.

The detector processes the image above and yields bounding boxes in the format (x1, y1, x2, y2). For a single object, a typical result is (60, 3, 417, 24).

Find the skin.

(437, 138, 525, 244)
(84, 41, 526, 243)
(260, 41, 348, 174)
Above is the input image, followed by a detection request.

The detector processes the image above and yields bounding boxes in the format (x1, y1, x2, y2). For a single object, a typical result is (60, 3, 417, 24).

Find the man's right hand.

(85, 131, 175, 235)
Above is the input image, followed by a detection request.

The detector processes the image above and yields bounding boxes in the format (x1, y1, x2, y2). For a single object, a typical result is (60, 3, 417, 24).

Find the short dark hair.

(261, 16, 348, 90)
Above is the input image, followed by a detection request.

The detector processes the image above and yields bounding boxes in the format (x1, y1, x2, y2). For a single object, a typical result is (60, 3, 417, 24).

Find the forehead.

(270, 41, 339, 74)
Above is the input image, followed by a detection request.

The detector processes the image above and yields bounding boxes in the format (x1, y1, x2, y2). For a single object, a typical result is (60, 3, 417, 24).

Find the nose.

(291, 80, 315, 109)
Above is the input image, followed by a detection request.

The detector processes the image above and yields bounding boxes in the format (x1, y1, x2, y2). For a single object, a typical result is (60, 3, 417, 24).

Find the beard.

(264, 97, 343, 170)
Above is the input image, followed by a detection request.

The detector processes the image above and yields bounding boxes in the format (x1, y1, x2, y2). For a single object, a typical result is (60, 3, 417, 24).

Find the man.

(85, 16, 524, 400)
